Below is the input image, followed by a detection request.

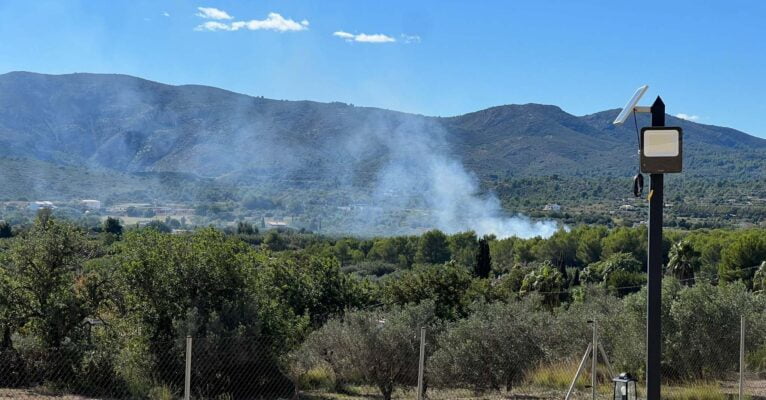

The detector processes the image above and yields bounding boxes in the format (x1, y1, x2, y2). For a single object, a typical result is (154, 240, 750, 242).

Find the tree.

(489, 237, 517, 273)
(368, 237, 415, 268)
(382, 262, 473, 320)
(1, 214, 99, 349)
(237, 221, 257, 235)
(415, 230, 451, 265)
(144, 220, 171, 233)
(602, 227, 646, 264)
(448, 231, 478, 267)
(580, 252, 644, 294)
(535, 229, 577, 267)
(720, 230, 766, 285)
(474, 237, 491, 278)
(575, 226, 607, 265)
(289, 302, 438, 400)
(103, 217, 123, 236)
(667, 240, 700, 285)
(263, 230, 287, 251)
(0, 221, 11, 238)
(520, 261, 564, 308)
(753, 262, 766, 293)
(429, 301, 548, 392)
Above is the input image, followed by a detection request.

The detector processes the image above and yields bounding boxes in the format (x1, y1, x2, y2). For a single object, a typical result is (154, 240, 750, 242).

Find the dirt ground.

(0, 388, 98, 400)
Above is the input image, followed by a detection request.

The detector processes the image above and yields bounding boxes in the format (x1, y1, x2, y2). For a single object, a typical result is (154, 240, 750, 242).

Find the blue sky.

(1, 0, 765, 137)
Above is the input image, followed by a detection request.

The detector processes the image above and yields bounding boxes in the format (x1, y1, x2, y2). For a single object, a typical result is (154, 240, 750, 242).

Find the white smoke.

(346, 112, 560, 239)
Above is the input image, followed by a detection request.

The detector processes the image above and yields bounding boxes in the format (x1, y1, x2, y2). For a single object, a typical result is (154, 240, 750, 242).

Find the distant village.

(0, 199, 294, 231)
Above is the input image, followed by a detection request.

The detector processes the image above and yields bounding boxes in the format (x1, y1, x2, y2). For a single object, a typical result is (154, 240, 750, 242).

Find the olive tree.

(288, 302, 438, 400)
(428, 300, 550, 392)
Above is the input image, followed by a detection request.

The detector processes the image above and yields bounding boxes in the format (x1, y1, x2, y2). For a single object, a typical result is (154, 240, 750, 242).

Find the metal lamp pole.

(646, 96, 665, 400)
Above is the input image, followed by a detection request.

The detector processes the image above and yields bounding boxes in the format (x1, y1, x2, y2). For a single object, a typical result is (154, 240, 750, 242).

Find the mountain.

(0, 71, 764, 197)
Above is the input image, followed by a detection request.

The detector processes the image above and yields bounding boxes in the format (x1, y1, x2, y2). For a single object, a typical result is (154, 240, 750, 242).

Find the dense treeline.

(1, 212, 766, 399)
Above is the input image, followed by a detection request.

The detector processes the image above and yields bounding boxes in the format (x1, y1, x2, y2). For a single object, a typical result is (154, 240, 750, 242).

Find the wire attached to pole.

(632, 110, 644, 197)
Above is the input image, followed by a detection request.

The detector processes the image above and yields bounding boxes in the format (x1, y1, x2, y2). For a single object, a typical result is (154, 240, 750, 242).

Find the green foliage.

(236, 221, 257, 235)
(263, 230, 287, 251)
(2, 216, 766, 398)
(667, 240, 700, 284)
(428, 300, 551, 392)
(601, 226, 646, 264)
(289, 302, 438, 400)
(575, 226, 607, 265)
(720, 230, 766, 285)
(368, 236, 416, 268)
(474, 237, 492, 278)
(604, 269, 646, 297)
(582, 253, 643, 282)
(414, 230, 451, 265)
(382, 262, 474, 320)
(521, 261, 564, 308)
(489, 237, 517, 273)
(0, 221, 12, 238)
(103, 217, 123, 236)
(448, 231, 478, 267)
(666, 282, 766, 379)
(1, 214, 100, 348)
(754, 262, 766, 293)
(535, 228, 577, 267)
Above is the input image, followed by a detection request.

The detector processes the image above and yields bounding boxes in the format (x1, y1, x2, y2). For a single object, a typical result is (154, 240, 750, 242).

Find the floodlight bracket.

(633, 106, 651, 113)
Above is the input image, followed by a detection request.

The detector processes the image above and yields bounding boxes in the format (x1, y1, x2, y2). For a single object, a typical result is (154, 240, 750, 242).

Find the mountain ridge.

(0, 71, 764, 189)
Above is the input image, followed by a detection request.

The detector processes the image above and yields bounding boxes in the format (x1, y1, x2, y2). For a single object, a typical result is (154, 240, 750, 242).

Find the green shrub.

(298, 365, 336, 390)
(148, 384, 178, 400)
(428, 300, 550, 392)
(289, 302, 439, 400)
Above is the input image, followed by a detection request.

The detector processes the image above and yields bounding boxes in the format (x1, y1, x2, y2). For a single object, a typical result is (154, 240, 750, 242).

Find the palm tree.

(667, 240, 700, 285)
(753, 261, 766, 292)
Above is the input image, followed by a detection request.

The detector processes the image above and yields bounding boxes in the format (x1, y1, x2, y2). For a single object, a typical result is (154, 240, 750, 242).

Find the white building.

(543, 203, 562, 212)
(81, 200, 101, 210)
(27, 201, 56, 211)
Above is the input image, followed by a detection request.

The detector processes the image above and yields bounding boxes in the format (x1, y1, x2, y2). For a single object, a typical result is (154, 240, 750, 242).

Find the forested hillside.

(0, 214, 765, 399)
(1, 71, 764, 184)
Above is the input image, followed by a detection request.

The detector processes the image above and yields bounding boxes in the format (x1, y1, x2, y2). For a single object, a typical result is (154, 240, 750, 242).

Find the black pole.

(647, 96, 665, 400)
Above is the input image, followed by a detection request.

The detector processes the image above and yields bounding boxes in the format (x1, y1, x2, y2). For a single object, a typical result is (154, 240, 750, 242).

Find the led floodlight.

(640, 127, 683, 173)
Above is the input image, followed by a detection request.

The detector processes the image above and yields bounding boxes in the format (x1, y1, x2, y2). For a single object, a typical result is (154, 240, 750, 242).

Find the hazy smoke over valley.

(326, 113, 559, 239)
(0, 72, 564, 239)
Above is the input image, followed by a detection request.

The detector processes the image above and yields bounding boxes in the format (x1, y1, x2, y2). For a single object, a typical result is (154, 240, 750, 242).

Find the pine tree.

(474, 237, 492, 278)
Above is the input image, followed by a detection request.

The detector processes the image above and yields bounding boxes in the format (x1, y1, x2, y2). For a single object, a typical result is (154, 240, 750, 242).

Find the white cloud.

(333, 31, 396, 43)
(196, 7, 233, 20)
(195, 12, 309, 32)
(333, 31, 355, 39)
(675, 113, 700, 121)
(162, 11, 171, 17)
(195, 21, 232, 31)
(401, 34, 421, 44)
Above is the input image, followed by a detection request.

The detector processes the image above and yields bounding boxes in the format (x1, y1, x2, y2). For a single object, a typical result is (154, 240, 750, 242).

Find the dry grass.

(662, 383, 727, 400)
(524, 359, 587, 390)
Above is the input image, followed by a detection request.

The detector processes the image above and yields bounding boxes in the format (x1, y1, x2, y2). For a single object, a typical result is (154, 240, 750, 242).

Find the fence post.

(740, 315, 745, 400)
(185, 336, 192, 400)
(417, 327, 426, 400)
(591, 320, 597, 400)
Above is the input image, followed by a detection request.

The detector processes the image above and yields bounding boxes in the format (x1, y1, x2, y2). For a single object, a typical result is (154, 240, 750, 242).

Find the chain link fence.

(0, 319, 765, 399)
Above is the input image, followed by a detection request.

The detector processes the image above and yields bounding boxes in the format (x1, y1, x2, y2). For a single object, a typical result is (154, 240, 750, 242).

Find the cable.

(632, 110, 644, 198)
